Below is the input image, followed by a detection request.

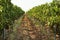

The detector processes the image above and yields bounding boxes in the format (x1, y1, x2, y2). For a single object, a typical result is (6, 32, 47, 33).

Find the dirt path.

(17, 14, 40, 40)
(16, 14, 54, 40)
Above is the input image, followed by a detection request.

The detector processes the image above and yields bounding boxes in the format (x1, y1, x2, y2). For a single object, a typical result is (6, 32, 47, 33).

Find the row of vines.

(0, 0, 24, 35)
(27, 0, 60, 37)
